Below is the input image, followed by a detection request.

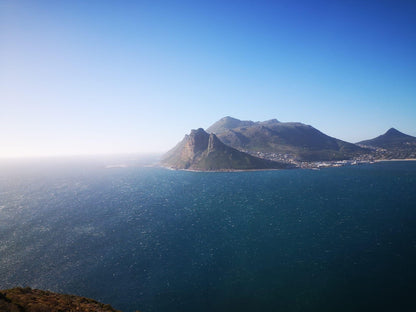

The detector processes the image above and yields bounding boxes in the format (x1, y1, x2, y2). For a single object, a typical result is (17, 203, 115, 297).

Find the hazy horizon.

(1, 1, 415, 158)
(0, 114, 414, 159)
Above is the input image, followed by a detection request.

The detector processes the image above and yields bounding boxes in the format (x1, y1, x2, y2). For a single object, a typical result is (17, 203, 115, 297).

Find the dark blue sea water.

(0, 158, 415, 312)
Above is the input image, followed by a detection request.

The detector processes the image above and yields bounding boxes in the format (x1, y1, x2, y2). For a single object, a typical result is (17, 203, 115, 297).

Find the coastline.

(375, 158, 416, 162)
(160, 158, 416, 173)
(160, 165, 288, 173)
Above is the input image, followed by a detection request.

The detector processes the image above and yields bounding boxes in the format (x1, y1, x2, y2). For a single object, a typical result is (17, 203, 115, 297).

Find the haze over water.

(1, 158, 415, 311)
(2, 2, 416, 310)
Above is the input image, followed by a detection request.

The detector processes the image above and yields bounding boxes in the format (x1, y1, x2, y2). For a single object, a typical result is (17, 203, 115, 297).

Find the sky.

(1, 0, 415, 157)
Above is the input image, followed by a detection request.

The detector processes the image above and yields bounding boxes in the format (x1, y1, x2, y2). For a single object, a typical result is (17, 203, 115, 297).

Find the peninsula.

(162, 117, 416, 171)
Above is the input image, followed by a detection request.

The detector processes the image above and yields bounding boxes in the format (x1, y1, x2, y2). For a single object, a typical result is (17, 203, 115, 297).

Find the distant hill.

(357, 128, 416, 149)
(207, 117, 366, 161)
(161, 128, 290, 171)
(0, 287, 121, 312)
(357, 128, 416, 159)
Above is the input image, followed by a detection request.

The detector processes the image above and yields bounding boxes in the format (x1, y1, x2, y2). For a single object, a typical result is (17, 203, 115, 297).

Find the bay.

(0, 159, 415, 311)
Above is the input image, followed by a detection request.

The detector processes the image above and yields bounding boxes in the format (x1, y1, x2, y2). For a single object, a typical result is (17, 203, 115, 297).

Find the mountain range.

(162, 116, 416, 171)
(207, 116, 365, 161)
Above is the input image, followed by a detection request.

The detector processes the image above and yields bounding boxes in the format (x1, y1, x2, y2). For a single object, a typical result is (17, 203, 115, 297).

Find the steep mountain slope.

(161, 128, 290, 170)
(207, 117, 366, 161)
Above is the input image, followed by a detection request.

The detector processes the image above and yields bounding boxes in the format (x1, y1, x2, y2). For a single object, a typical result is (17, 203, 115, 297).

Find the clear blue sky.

(1, 0, 415, 157)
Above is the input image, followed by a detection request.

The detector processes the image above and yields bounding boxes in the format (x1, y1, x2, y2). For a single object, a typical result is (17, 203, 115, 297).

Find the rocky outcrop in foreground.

(0, 287, 123, 312)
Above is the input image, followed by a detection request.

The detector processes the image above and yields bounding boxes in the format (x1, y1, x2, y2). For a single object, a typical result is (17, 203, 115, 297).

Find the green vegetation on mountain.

(207, 117, 365, 161)
(0, 287, 122, 312)
(161, 128, 290, 170)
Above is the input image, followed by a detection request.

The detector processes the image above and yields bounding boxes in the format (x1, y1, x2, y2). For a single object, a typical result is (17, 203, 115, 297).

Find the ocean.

(0, 158, 415, 312)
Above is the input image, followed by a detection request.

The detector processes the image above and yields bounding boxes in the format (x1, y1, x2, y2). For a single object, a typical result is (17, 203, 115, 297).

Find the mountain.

(357, 128, 416, 159)
(207, 117, 366, 161)
(161, 128, 290, 170)
(0, 287, 120, 312)
(357, 128, 416, 149)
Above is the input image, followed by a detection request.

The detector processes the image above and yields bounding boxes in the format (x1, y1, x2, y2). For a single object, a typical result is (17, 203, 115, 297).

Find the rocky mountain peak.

(186, 128, 209, 154)
(357, 127, 416, 151)
(385, 128, 403, 136)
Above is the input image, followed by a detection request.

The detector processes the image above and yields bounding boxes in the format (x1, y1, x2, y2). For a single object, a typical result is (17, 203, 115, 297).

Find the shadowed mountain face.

(358, 128, 416, 149)
(161, 128, 290, 170)
(207, 117, 365, 161)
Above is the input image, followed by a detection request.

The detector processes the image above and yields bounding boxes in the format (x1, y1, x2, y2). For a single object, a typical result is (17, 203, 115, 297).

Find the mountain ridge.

(207, 117, 366, 161)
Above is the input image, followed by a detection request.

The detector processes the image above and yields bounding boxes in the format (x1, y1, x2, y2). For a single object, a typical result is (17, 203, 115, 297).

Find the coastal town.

(246, 146, 416, 170)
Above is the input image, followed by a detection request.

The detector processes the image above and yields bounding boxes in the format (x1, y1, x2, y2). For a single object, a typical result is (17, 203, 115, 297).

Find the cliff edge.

(161, 128, 290, 171)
